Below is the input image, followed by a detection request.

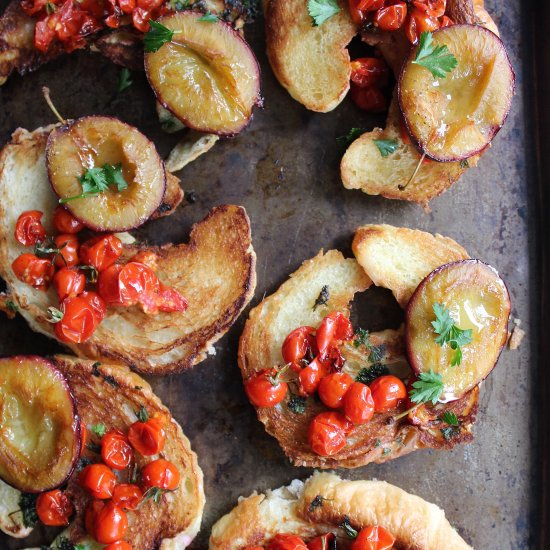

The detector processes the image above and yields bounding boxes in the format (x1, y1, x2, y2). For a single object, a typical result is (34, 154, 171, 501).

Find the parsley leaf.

(336, 127, 365, 147)
(144, 20, 175, 53)
(307, 0, 340, 26)
(103, 163, 128, 191)
(441, 410, 459, 426)
(409, 369, 444, 405)
(373, 138, 399, 158)
(353, 328, 384, 362)
(198, 11, 218, 22)
(313, 285, 330, 310)
(60, 163, 128, 203)
(136, 405, 149, 422)
(356, 363, 389, 385)
(412, 31, 458, 78)
(287, 394, 307, 414)
(90, 423, 107, 438)
(432, 303, 473, 366)
(117, 68, 133, 93)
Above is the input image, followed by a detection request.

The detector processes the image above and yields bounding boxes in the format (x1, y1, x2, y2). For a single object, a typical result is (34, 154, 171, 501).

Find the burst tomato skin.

(102, 429, 134, 470)
(374, 2, 407, 31)
(54, 233, 79, 268)
(404, 7, 439, 44)
(80, 290, 107, 324)
(348, 0, 384, 24)
(350, 84, 388, 112)
(344, 382, 375, 424)
(54, 296, 97, 343)
(298, 356, 331, 396)
(350, 525, 396, 550)
(369, 375, 407, 412)
(245, 369, 288, 407)
(53, 267, 86, 301)
(78, 463, 117, 499)
(127, 417, 166, 456)
(318, 372, 354, 409)
(141, 458, 180, 491)
(316, 312, 354, 358)
(112, 483, 143, 510)
(105, 542, 132, 550)
(308, 412, 353, 456)
(80, 234, 123, 272)
(52, 205, 84, 234)
(15, 210, 46, 246)
(281, 326, 317, 369)
(307, 533, 335, 550)
(266, 534, 308, 550)
(94, 501, 129, 544)
(412, 0, 446, 18)
(36, 489, 73, 526)
(11, 253, 55, 290)
(350, 57, 389, 89)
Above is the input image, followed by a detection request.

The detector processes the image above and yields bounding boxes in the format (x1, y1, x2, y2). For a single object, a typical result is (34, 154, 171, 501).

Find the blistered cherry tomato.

(374, 2, 407, 30)
(97, 262, 156, 307)
(350, 58, 389, 89)
(307, 533, 335, 550)
(348, 0, 384, 24)
(350, 84, 388, 112)
(52, 205, 84, 234)
(54, 296, 97, 343)
(94, 501, 128, 544)
(318, 372, 354, 409)
(439, 15, 453, 27)
(36, 489, 73, 526)
(281, 326, 316, 369)
(105, 542, 132, 550)
(245, 368, 288, 407)
(141, 458, 180, 490)
(54, 233, 79, 268)
(129, 249, 158, 270)
(53, 267, 85, 301)
(80, 290, 107, 324)
(412, 0, 446, 18)
(102, 429, 134, 470)
(139, 281, 188, 314)
(15, 210, 46, 246)
(369, 375, 407, 412)
(298, 356, 331, 396)
(127, 416, 166, 456)
(80, 234, 123, 272)
(112, 483, 143, 510)
(308, 412, 353, 456)
(85, 499, 104, 537)
(405, 8, 439, 44)
(344, 382, 375, 424)
(78, 463, 117, 499)
(266, 534, 308, 550)
(350, 525, 396, 550)
(316, 312, 354, 358)
(12, 253, 54, 290)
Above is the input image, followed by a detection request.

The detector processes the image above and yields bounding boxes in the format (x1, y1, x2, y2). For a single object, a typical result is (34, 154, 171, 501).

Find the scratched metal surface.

(0, 0, 541, 548)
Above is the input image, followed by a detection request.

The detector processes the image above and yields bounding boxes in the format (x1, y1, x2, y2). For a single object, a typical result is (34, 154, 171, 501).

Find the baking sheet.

(0, 0, 542, 548)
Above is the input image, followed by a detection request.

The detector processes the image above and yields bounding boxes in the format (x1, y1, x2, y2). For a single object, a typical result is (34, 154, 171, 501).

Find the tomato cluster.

(12, 207, 187, 344)
(349, 0, 454, 44)
(349, 56, 390, 113)
(245, 525, 395, 550)
(20, 0, 171, 53)
(244, 312, 407, 457)
(35, 410, 180, 549)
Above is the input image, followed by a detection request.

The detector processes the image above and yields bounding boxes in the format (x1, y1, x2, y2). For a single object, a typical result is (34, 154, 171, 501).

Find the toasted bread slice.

(353, 224, 469, 308)
(0, 355, 204, 548)
(238, 233, 477, 468)
(264, 0, 358, 112)
(0, 126, 256, 374)
(209, 472, 472, 549)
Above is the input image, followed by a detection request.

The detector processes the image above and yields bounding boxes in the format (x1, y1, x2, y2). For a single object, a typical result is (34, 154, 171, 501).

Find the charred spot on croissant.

(91, 362, 101, 377)
(103, 374, 119, 388)
(288, 394, 307, 414)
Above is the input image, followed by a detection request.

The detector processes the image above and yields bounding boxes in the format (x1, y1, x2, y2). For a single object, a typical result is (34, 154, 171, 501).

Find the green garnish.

(19, 493, 38, 528)
(198, 11, 218, 22)
(144, 20, 178, 53)
(432, 303, 473, 366)
(117, 68, 133, 93)
(340, 516, 358, 538)
(287, 394, 307, 414)
(356, 364, 390, 385)
(412, 31, 458, 78)
(441, 425, 461, 441)
(143, 486, 165, 504)
(46, 306, 64, 323)
(336, 127, 365, 147)
(441, 410, 459, 426)
(313, 285, 330, 311)
(409, 370, 444, 405)
(5, 299, 18, 312)
(307, 0, 340, 26)
(373, 138, 399, 158)
(90, 423, 107, 438)
(353, 328, 384, 362)
(60, 163, 128, 203)
(460, 159, 469, 169)
(136, 405, 149, 423)
(308, 494, 328, 512)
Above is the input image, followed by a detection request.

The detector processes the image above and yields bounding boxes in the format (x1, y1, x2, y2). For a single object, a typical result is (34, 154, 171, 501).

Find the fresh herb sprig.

(373, 138, 399, 158)
(307, 0, 340, 26)
(432, 303, 473, 366)
(198, 11, 218, 22)
(117, 68, 133, 93)
(409, 369, 444, 405)
(336, 127, 365, 148)
(412, 31, 458, 78)
(60, 163, 128, 203)
(144, 20, 182, 53)
(313, 285, 330, 311)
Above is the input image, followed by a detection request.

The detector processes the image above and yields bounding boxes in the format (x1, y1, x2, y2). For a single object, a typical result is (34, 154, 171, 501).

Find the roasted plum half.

(406, 260, 510, 400)
(47, 116, 166, 232)
(0, 356, 81, 493)
(145, 12, 261, 136)
(399, 25, 515, 162)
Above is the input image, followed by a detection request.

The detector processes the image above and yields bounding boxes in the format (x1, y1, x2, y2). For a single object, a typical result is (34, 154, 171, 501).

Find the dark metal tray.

(0, 0, 545, 547)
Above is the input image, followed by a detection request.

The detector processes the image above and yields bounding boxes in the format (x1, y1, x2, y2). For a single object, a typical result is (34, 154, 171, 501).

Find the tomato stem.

(398, 152, 426, 191)
(42, 87, 66, 125)
(393, 403, 419, 421)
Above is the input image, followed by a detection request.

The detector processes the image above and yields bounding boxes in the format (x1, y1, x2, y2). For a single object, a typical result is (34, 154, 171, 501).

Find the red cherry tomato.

(307, 533, 335, 550)
(139, 281, 188, 314)
(369, 375, 407, 412)
(36, 489, 73, 526)
(85, 499, 104, 537)
(78, 463, 117, 499)
(112, 483, 143, 510)
(94, 501, 129, 544)
(80, 290, 107, 324)
(350, 83, 388, 112)
(52, 205, 84, 234)
(98, 262, 158, 308)
(53, 267, 85, 301)
(439, 15, 453, 27)
(308, 412, 353, 456)
(54, 296, 97, 344)
(405, 7, 439, 44)
(105, 542, 132, 550)
(245, 368, 288, 407)
(14, 210, 46, 246)
(102, 429, 134, 470)
(350, 525, 396, 550)
(266, 534, 308, 550)
(141, 458, 180, 490)
(348, 0, 384, 24)
(316, 312, 354, 359)
(54, 233, 79, 268)
(80, 234, 123, 272)
(11, 253, 55, 290)
(127, 416, 166, 456)
(344, 382, 375, 424)
(412, 0, 446, 18)
(374, 2, 407, 30)
(350, 58, 389, 89)
(281, 326, 317, 369)
(318, 372, 354, 409)
(298, 356, 331, 396)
